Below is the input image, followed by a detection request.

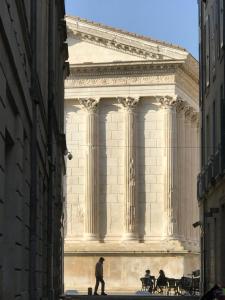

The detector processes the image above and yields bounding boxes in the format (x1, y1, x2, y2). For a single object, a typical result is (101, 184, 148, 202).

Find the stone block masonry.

(64, 15, 200, 292)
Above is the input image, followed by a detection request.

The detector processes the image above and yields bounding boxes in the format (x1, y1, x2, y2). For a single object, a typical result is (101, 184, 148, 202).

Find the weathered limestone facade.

(64, 16, 200, 292)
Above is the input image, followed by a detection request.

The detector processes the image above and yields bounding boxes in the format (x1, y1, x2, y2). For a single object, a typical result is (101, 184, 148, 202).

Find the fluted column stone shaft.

(185, 107, 193, 240)
(191, 112, 199, 241)
(176, 100, 186, 240)
(79, 98, 99, 241)
(118, 97, 139, 241)
(159, 96, 178, 238)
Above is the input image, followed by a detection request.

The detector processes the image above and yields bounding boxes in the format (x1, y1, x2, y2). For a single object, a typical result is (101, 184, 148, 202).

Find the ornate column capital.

(78, 97, 100, 112)
(117, 96, 140, 111)
(184, 106, 194, 121)
(176, 99, 186, 113)
(157, 95, 178, 109)
(191, 112, 199, 123)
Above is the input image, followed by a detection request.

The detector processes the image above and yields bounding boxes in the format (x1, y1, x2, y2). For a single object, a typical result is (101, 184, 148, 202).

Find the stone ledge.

(64, 240, 200, 255)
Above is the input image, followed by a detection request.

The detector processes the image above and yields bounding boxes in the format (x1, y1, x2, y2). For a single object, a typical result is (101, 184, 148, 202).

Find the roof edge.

(66, 15, 189, 53)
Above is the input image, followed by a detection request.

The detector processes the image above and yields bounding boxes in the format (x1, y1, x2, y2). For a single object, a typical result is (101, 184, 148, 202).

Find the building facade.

(198, 0, 225, 292)
(64, 16, 200, 292)
(0, 1, 68, 299)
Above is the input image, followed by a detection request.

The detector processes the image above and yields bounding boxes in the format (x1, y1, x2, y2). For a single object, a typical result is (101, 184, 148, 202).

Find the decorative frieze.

(66, 74, 175, 88)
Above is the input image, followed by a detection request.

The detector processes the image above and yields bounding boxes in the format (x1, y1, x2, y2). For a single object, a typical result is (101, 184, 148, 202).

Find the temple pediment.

(66, 15, 192, 64)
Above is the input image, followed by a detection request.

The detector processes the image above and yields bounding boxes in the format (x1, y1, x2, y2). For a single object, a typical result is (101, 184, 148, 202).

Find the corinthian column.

(159, 95, 178, 238)
(118, 96, 139, 241)
(184, 106, 194, 240)
(79, 98, 99, 241)
(176, 99, 186, 240)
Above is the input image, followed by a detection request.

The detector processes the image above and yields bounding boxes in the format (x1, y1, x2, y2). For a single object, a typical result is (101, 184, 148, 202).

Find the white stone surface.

(64, 16, 200, 292)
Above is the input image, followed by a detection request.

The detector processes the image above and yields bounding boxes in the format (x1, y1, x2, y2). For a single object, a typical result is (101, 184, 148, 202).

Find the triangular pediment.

(66, 16, 190, 64)
(67, 35, 147, 64)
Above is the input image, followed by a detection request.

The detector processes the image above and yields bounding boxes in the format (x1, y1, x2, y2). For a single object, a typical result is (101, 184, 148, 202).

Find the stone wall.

(65, 97, 199, 244)
(64, 254, 200, 292)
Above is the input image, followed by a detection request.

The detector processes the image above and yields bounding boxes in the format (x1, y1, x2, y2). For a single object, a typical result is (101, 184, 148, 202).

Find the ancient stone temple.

(64, 16, 200, 292)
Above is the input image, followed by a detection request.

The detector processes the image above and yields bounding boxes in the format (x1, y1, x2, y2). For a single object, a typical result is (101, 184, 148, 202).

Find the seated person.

(144, 269, 154, 293)
(156, 270, 167, 293)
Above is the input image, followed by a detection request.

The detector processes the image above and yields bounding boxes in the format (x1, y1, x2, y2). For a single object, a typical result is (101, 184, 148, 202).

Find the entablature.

(68, 60, 183, 76)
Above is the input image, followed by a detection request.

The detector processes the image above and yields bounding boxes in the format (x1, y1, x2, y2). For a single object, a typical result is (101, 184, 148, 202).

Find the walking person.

(94, 257, 107, 295)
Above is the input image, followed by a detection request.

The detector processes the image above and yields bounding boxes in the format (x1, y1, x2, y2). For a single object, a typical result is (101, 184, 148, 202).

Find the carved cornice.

(69, 30, 165, 60)
(65, 61, 181, 88)
(68, 60, 182, 77)
(77, 98, 99, 112)
(117, 97, 140, 111)
(66, 16, 190, 63)
(66, 16, 198, 84)
(66, 16, 187, 52)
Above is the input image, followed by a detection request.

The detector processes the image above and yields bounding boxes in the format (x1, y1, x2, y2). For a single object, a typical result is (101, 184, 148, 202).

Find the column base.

(83, 233, 98, 241)
(122, 232, 137, 241)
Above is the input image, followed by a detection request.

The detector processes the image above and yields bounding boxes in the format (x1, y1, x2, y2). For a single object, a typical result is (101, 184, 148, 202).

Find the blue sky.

(65, 0, 199, 59)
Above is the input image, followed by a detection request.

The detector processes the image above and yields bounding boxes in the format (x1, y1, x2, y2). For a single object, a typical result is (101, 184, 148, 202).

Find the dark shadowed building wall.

(0, 0, 69, 299)
(198, 0, 225, 293)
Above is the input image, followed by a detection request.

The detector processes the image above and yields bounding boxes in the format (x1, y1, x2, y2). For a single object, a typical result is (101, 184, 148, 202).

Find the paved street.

(62, 295, 200, 300)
